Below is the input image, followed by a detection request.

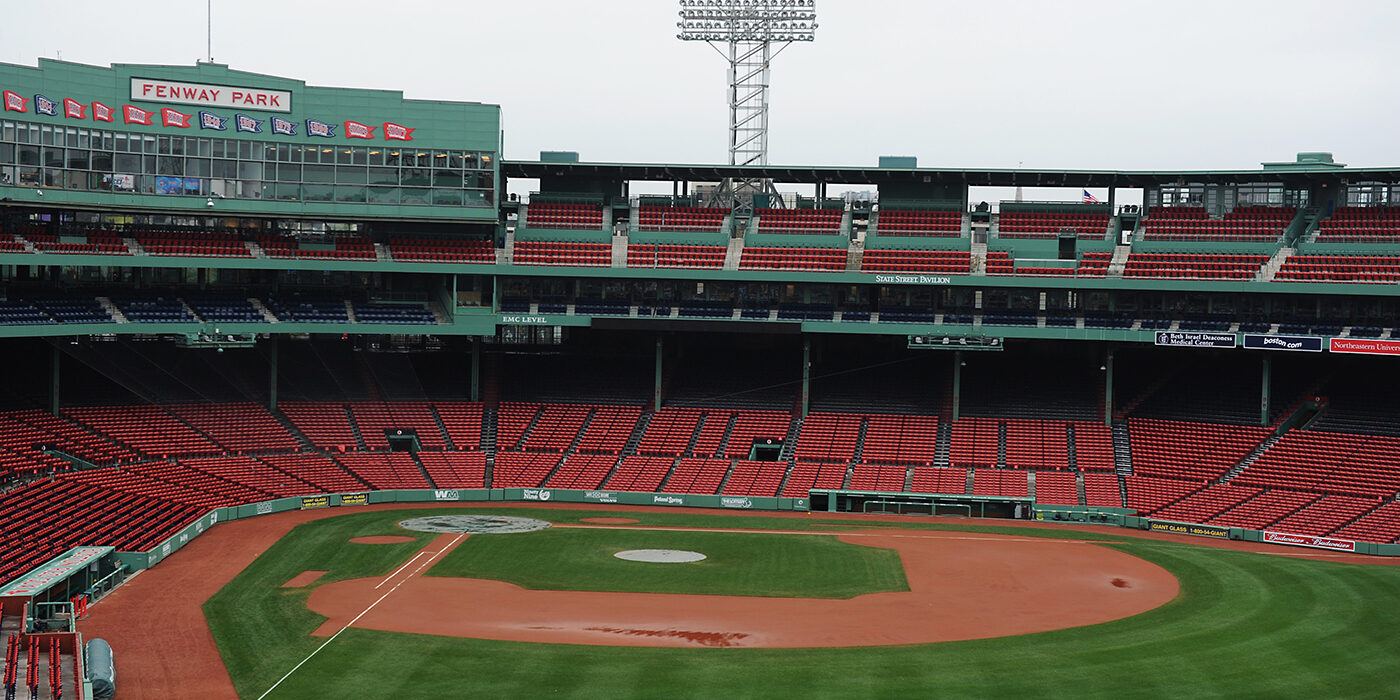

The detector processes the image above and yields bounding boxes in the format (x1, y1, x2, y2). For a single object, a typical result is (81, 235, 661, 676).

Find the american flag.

(1082, 190, 1100, 204)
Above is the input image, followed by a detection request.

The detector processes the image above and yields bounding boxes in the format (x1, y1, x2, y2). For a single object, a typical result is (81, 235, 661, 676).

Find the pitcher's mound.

(399, 514, 551, 534)
(614, 549, 707, 563)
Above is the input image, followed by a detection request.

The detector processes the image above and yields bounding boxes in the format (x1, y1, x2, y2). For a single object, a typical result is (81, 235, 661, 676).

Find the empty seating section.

(949, 417, 999, 468)
(573, 406, 643, 454)
(859, 249, 969, 274)
(755, 208, 842, 234)
(524, 202, 605, 230)
(627, 244, 725, 269)
(1003, 419, 1069, 470)
(351, 301, 437, 324)
(348, 402, 446, 450)
(849, 464, 906, 492)
(65, 406, 221, 457)
(910, 466, 967, 494)
(859, 415, 938, 465)
(389, 238, 495, 263)
(259, 454, 366, 492)
(1033, 471, 1078, 505)
(1073, 423, 1115, 471)
(637, 206, 728, 233)
(998, 211, 1109, 239)
(513, 241, 611, 266)
(1143, 205, 1293, 241)
(177, 455, 319, 498)
(664, 458, 729, 494)
(1234, 431, 1400, 498)
(1152, 483, 1261, 523)
(636, 408, 703, 456)
(185, 295, 265, 323)
(267, 295, 349, 323)
(0, 415, 74, 480)
(125, 460, 270, 504)
(545, 454, 617, 489)
(782, 462, 847, 497)
(27, 231, 129, 255)
(9, 410, 135, 464)
(1335, 502, 1400, 544)
(417, 452, 487, 488)
(604, 456, 674, 492)
(1123, 253, 1267, 279)
(984, 251, 1014, 275)
(1083, 473, 1122, 508)
(1268, 495, 1381, 537)
(281, 403, 360, 450)
(1314, 206, 1400, 242)
(1210, 489, 1319, 530)
(722, 411, 793, 458)
(1128, 419, 1269, 481)
(335, 453, 430, 489)
(509, 403, 592, 452)
(492, 452, 559, 488)
(1275, 255, 1400, 283)
(1076, 252, 1112, 277)
(972, 469, 1028, 497)
(721, 460, 787, 496)
(792, 413, 861, 463)
(740, 246, 846, 271)
(874, 210, 962, 237)
(432, 402, 483, 450)
(168, 404, 298, 453)
(134, 229, 249, 257)
(110, 296, 196, 323)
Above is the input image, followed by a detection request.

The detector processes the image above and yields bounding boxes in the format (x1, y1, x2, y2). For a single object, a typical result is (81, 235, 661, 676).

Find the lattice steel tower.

(677, 0, 817, 219)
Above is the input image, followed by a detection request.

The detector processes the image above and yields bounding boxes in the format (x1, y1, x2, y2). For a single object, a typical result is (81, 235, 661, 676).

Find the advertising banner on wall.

(1154, 332, 1237, 348)
(1263, 531, 1357, 552)
(1329, 338, 1400, 356)
(1243, 334, 1324, 352)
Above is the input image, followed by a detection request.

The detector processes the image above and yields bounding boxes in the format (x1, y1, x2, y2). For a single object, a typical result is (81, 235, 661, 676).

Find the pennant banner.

(383, 122, 415, 141)
(305, 119, 336, 138)
(344, 120, 375, 139)
(34, 94, 57, 116)
(161, 107, 192, 128)
(235, 113, 263, 133)
(63, 98, 86, 119)
(4, 90, 29, 112)
(92, 101, 114, 122)
(199, 111, 227, 130)
(123, 104, 153, 125)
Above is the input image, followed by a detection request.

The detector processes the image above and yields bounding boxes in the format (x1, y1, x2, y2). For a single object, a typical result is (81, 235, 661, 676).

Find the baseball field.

(83, 504, 1400, 698)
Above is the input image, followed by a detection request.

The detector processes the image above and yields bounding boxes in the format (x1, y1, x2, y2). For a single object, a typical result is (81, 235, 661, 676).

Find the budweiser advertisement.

(1262, 531, 1357, 552)
(1329, 338, 1400, 356)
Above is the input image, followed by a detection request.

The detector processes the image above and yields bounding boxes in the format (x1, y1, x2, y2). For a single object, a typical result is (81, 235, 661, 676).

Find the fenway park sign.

(1262, 531, 1357, 552)
(131, 77, 291, 112)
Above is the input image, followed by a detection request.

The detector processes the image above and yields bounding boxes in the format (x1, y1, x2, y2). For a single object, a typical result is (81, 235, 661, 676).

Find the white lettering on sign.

(131, 78, 292, 113)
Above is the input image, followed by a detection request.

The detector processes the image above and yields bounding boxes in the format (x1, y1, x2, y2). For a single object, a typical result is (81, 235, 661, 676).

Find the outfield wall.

(107, 488, 1400, 573)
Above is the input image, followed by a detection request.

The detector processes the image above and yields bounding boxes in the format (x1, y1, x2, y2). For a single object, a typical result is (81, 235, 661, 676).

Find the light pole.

(677, 0, 817, 222)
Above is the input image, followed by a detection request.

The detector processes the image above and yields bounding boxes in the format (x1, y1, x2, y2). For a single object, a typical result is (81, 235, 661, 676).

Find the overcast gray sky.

(4, 0, 1398, 175)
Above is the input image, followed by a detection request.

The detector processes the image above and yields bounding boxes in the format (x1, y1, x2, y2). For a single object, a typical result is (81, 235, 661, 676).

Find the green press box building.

(0, 58, 501, 221)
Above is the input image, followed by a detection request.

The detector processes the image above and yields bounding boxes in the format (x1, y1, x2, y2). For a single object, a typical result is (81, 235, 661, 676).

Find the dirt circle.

(580, 517, 641, 525)
(614, 549, 708, 563)
(348, 535, 416, 544)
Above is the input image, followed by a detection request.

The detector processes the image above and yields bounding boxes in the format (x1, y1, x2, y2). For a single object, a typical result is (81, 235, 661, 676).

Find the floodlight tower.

(677, 0, 817, 220)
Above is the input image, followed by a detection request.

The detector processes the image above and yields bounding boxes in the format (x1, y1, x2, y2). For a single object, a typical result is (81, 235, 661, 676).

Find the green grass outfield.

(205, 508, 1400, 699)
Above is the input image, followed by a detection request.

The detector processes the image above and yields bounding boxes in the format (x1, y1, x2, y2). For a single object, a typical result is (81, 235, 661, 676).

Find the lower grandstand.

(4, 328, 1400, 588)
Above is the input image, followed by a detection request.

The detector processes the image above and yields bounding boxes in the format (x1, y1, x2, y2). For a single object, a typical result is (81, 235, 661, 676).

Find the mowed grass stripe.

(207, 510, 1400, 699)
(425, 527, 908, 598)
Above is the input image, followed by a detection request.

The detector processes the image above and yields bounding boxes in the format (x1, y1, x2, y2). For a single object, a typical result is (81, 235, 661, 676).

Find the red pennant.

(63, 98, 86, 119)
(161, 107, 192, 128)
(345, 120, 376, 139)
(3, 90, 27, 112)
(123, 105, 153, 125)
(383, 122, 415, 141)
(92, 102, 114, 122)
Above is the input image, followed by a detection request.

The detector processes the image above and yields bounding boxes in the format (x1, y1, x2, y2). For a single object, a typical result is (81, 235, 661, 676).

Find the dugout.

(810, 489, 1031, 519)
(0, 547, 124, 631)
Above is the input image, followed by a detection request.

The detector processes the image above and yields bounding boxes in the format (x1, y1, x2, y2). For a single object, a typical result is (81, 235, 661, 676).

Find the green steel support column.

(801, 337, 811, 417)
(470, 339, 481, 402)
(1261, 356, 1271, 427)
(654, 336, 664, 410)
(951, 351, 962, 421)
(1104, 348, 1115, 426)
(267, 338, 278, 411)
(50, 343, 60, 416)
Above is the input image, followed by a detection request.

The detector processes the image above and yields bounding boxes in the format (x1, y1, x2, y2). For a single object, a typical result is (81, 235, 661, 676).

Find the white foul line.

(257, 534, 464, 700)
